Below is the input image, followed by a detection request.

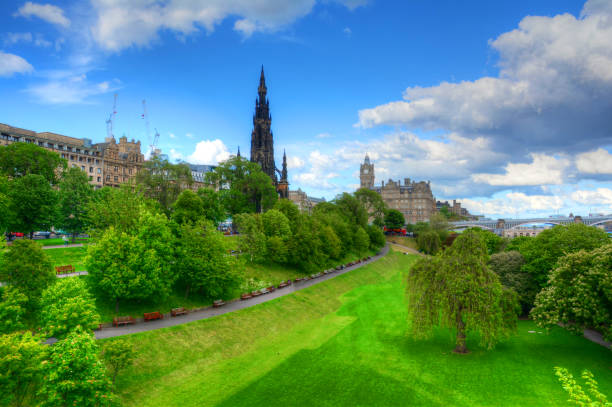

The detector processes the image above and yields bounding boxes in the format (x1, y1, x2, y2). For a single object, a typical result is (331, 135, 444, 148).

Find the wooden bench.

(266, 285, 276, 293)
(241, 293, 253, 300)
(143, 311, 164, 321)
(55, 265, 75, 274)
(171, 307, 188, 316)
(113, 316, 135, 327)
(213, 300, 225, 308)
(251, 290, 262, 297)
(278, 281, 289, 288)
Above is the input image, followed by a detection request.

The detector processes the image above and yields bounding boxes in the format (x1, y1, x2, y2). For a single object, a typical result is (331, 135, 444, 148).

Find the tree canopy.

(8, 174, 57, 238)
(355, 188, 387, 227)
(57, 167, 93, 240)
(407, 230, 518, 353)
(136, 156, 193, 214)
(0, 142, 66, 184)
(172, 189, 204, 225)
(196, 188, 226, 226)
(384, 209, 405, 229)
(489, 251, 538, 315)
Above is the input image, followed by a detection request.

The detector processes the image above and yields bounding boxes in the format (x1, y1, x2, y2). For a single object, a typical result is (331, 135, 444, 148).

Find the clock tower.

(360, 154, 374, 189)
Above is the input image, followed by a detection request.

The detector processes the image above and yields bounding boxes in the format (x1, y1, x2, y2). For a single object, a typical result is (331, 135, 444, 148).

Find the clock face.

(364, 168, 369, 174)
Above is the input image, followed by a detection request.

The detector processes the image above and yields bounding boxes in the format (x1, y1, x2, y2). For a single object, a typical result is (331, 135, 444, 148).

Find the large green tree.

(176, 220, 241, 299)
(261, 209, 291, 239)
(531, 244, 612, 341)
(40, 278, 100, 339)
(416, 230, 441, 255)
(508, 224, 609, 288)
(172, 189, 204, 225)
(57, 167, 93, 242)
(355, 188, 387, 227)
(38, 330, 115, 407)
(489, 251, 538, 315)
(465, 227, 504, 255)
(0, 143, 66, 184)
(136, 156, 193, 214)
(0, 239, 54, 310)
(0, 176, 13, 235)
(384, 209, 405, 229)
(100, 339, 135, 387)
(206, 156, 277, 214)
(8, 174, 57, 238)
(354, 226, 370, 256)
(85, 210, 176, 312)
(234, 213, 267, 263)
(0, 286, 28, 334)
(407, 230, 518, 353)
(273, 199, 300, 231)
(0, 331, 46, 407)
(86, 185, 152, 235)
(335, 193, 368, 229)
(196, 188, 226, 226)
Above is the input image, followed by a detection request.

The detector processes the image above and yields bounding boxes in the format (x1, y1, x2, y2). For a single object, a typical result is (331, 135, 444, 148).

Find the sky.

(0, 0, 611, 219)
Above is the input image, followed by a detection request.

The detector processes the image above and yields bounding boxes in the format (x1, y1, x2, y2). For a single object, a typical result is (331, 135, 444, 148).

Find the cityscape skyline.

(1, 0, 611, 219)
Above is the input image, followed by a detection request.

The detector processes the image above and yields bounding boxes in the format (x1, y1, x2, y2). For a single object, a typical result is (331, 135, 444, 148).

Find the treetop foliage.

(384, 209, 405, 229)
(0, 142, 66, 184)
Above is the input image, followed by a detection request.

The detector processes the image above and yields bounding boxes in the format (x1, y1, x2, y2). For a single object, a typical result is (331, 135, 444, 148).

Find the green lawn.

(103, 250, 612, 406)
(35, 237, 90, 246)
(44, 246, 88, 271)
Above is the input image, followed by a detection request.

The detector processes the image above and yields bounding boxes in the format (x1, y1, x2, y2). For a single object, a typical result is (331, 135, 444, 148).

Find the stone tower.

(277, 150, 289, 199)
(360, 153, 374, 189)
(250, 66, 277, 184)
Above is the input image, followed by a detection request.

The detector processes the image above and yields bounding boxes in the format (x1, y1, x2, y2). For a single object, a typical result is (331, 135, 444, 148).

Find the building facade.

(288, 188, 326, 213)
(0, 123, 143, 189)
(359, 154, 437, 224)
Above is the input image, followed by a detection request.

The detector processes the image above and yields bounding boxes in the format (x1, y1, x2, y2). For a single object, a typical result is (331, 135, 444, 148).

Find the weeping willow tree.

(407, 230, 519, 353)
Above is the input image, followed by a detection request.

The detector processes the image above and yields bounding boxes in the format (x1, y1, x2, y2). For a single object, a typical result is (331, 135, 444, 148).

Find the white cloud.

(15, 2, 70, 28)
(25, 74, 118, 104)
(4, 32, 33, 45)
(571, 188, 612, 206)
(0, 52, 34, 77)
(472, 154, 570, 186)
(168, 133, 176, 139)
(357, 1, 612, 157)
(460, 192, 565, 217)
(316, 132, 332, 139)
(292, 150, 341, 190)
(169, 148, 183, 161)
(287, 155, 305, 169)
(186, 139, 230, 165)
(89, 0, 365, 51)
(576, 148, 612, 174)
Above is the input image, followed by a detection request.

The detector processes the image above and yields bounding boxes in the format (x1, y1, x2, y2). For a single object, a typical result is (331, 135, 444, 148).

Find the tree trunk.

(115, 298, 119, 314)
(454, 310, 469, 354)
(185, 284, 191, 299)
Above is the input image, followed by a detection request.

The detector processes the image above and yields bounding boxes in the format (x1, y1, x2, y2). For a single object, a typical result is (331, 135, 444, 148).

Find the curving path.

(94, 245, 390, 339)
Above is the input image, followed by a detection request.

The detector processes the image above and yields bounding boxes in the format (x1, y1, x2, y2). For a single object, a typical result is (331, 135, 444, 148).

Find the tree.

(355, 188, 387, 227)
(465, 227, 503, 255)
(0, 286, 28, 334)
(57, 167, 93, 242)
(531, 244, 612, 341)
(511, 224, 610, 288)
(428, 212, 450, 242)
(354, 226, 370, 256)
(554, 367, 610, 407)
(261, 209, 291, 239)
(319, 225, 342, 260)
(172, 189, 204, 225)
(287, 218, 323, 273)
(384, 209, 405, 229)
(100, 339, 135, 387)
(273, 199, 300, 231)
(8, 174, 57, 238)
(197, 188, 226, 226)
(176, 220, 241, 299)
(86, 210, 176, 312)
(0, 331, 46, 407)
(489, 251, 538, 315)
(40, 278, 100, 339)
(0, 176, 13, 235)
(366, 225, 386, 250)
(136, 156, 193, 214)
(335, 193, 368, 229)
(266, 235, 289, 264)
(86, 185, 152, 235)
(38, 330, 115, 407)
(417, 230, 441, 255)
(0, 142, 66, 184)
(234, 213, 267, 263)
(0, 239, 54, 310)
(206, 156, 277, 214)
(407, 230, 518, 353)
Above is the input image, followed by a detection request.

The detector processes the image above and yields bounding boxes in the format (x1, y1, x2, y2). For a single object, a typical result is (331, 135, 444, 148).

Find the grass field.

(44, 246, 88, 271)
(386, 235, 418, 250)
(104, 249, 612, 406)
(34, 237, 91, 246)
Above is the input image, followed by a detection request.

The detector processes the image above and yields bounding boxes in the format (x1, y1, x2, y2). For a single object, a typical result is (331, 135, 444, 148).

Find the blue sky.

(1, 0, 611, 218)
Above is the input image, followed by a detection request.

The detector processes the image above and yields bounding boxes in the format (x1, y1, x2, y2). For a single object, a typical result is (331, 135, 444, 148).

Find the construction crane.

(142, 99, 161, 158)
(105, 93, 117, 141)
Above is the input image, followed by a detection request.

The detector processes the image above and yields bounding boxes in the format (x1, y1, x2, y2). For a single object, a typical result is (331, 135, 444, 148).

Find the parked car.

(33, 231, 52, 238)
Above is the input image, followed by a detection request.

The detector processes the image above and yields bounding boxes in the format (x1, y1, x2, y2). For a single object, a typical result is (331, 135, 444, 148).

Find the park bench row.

(55, 265, 75, 274)
(111, 254, 378, 327)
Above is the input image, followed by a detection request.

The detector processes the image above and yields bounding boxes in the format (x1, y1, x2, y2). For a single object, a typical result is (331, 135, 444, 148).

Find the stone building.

(288, 188, 326, 213)
(249, 66, 289, 198)
(0, 123, 144, 189)
(359, 154, 437, 224)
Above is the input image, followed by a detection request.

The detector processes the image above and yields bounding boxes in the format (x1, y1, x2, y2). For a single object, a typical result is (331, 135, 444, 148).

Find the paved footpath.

(94, 245, 390, 339)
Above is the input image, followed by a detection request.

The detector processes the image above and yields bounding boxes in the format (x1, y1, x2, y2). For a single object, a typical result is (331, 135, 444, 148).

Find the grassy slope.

(44, 246, 88, 271)
(386, 235, 418, 250)
(106, 249, 612, 407)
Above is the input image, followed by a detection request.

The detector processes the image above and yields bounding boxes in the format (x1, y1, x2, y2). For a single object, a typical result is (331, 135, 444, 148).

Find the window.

(114, 166, 118, 172)
(70, 155, 75, 161)
(61, 153, 65, 159)
(38, 141, 44, 146)
(67, 147, 72, 152)
(81, 166, 85, 171)
(129, 168, 132, 175)
(95, 159, 99, 164)
(89, 167, 93, 173)
(106, 175, 110, 181)
(58, 145, 63, 150)
(76, 149, 81, 153)
(47, 143, 54, 148)
(114, 176, 118, 182)
(78, 157, 83, 162)
(97, 177, 101, 182)
(97, 168, 101, 174)
(87, 158, 91, 163)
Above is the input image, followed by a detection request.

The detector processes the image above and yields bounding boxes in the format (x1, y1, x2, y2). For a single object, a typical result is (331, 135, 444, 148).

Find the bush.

(489, 251, 538, 315)
(417, 230, 440, 255)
